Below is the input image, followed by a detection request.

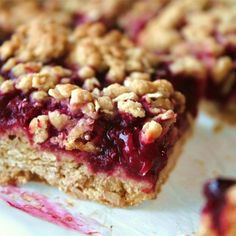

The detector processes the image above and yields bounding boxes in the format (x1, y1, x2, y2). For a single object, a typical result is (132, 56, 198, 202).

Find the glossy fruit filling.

(0, 87, 188, 191)
(203, 178, 236, 235)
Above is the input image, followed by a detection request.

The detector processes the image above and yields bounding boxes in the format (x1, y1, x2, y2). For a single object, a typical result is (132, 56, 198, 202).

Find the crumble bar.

(198, 179, 236, 236)
(0, 20, 193, 207)
(121, 0, 236, 123)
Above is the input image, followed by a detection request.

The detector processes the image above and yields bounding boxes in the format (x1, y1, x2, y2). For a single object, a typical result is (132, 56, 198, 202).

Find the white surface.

(0, 112, 236, 236)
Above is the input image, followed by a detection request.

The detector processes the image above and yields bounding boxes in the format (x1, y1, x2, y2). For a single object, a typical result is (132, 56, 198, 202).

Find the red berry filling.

(0, 87, 188, 191)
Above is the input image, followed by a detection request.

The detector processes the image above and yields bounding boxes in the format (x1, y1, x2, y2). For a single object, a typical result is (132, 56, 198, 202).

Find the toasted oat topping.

(137, 0, 186, 51)
(49, 0, 135, 21)
(0, 18, 69, 62)
(117, 100, 146, 118)
(70, 88, 94, 109)
(169, 56, 206, 79)
(0, 0, 72, 35)
(0, 80, 15, 94)
(68, 23, 156, 83)
(141, 120, 163, 144)
(63, 118, 97, 153)
(48, 84, 78, 100)
(0, 1, 42, 34)
(48, 110, 70, 131)
(0, 21, 186, 149)
(103, 84, 129, 98)
(136, 0, 236, 86)
(31, 90, 48, 102)
(10, 64, 70, 95)
(29, 115, 49, 144)
(138, 0, 209, 51)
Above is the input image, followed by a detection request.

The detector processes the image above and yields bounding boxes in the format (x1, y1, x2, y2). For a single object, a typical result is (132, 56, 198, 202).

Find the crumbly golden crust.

(0, 119, 193, 207)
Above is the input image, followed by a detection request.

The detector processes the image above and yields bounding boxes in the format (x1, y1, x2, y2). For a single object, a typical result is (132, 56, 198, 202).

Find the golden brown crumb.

(117, 100, 145, 118)
(31, 91, 48, 102)
(48, 84, 78, 100)
(68, 23, 155, 84)
(0, 18, 69, 62)
(0, 80, 15, 93)
(29, 115, 49, 144)
(48, 111, 70, 131)
(141, 120, 163, 144)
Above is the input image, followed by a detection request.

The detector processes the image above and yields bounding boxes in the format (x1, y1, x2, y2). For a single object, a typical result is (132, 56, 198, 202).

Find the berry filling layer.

(0, 88, 188, 191)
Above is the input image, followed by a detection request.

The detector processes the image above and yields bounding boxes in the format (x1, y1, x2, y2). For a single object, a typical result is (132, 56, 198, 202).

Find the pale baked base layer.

(201, 101, 236, 125)
(0, 120, 193, 207)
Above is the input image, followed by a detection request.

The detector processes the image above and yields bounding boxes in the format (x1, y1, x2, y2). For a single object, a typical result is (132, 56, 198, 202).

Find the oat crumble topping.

(135, 0, 236, 89)
(68, 23, 156, 83)
(0, 21, 186, 152)
(29, 115, 50, 144)
(0, 19, 69, 62)
(48, 0, 136, 22)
